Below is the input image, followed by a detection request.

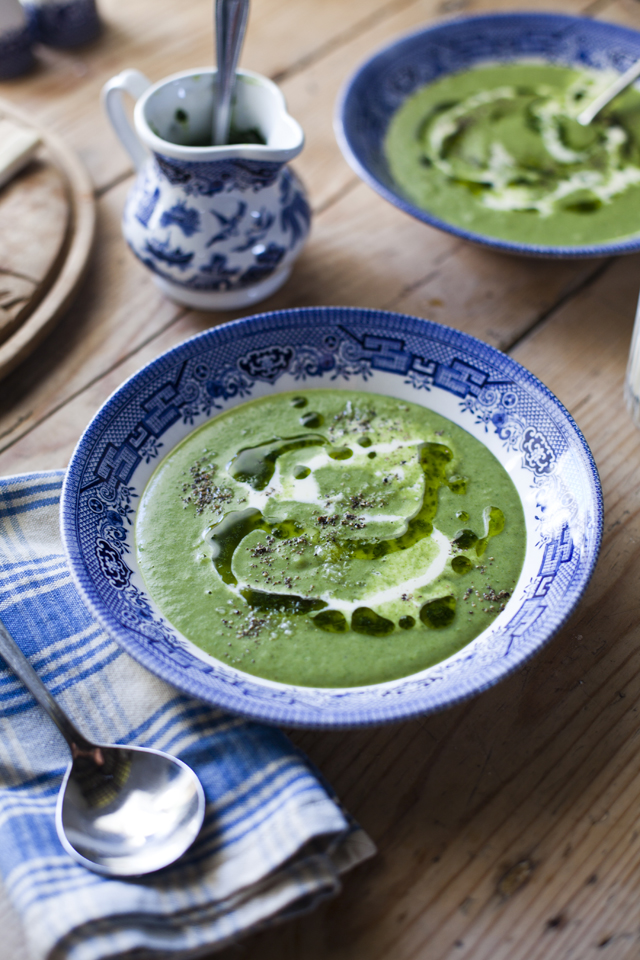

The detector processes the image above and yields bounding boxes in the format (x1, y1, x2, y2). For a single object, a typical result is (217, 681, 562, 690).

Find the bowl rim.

(60, 306, 604, 727)
(334, 10, 640, 259)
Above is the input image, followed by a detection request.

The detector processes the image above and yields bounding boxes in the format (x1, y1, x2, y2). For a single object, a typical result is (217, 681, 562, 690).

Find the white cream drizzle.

(204, 434, 454, 616)
(424, 69, 640, 218)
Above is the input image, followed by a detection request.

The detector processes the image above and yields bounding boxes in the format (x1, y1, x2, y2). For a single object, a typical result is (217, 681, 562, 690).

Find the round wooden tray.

(0, 97, 95, 381)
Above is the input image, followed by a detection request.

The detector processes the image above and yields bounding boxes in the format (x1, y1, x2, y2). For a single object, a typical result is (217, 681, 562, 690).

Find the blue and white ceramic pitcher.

(103, 68, 310, 311)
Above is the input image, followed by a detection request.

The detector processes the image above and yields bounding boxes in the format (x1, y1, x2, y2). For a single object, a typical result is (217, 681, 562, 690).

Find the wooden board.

(0, 98, 95, 381)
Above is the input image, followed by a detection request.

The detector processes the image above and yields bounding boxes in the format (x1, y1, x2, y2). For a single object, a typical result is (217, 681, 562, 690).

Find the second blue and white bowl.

(336, 12, 640, 258)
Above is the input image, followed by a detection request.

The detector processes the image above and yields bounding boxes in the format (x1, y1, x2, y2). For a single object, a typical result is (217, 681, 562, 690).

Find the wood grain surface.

(2, 0, 640, 957)
(0, 99, 95, 380)
(0, 158, 68, 343)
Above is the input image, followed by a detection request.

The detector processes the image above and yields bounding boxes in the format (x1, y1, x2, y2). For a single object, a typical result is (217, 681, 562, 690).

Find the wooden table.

(3, 0, 640, 956)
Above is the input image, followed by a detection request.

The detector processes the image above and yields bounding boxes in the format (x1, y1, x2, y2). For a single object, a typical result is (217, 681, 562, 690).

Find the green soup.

(136, 390, 526, 687)
(384, 62, 640, 247)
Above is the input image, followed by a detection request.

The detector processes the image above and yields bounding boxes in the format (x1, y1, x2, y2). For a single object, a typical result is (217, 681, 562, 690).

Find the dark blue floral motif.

(522, 426, 555, 475)
(206, 368, 253, 401)
(492, 411, 507, 429)
(159, 201, 201, 237)
(280, 171, 311, 249)
(197, 253, 240, 290)
(238, 242, 286, 287)
(206, 201, 247, 246)
(234, 208, 275, 251)
(135, 186, 160, 227)
(96, 538, 130, 590)
(144, 238, 194, 270)
(139, 437, 163, 463)
(238, 346, 293, 383)
(154, 154, 281, 196)
(289, 347, 335, 380)
(101, 509, 126, 542)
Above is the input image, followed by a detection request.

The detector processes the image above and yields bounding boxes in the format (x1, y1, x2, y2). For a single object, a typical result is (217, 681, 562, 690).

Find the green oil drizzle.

(210, 437, 504, 638)
(340, 442, 452, 561)
(300, 411, 324, 428)
(452, 529, 479, 550)
(476, 506, 505, 557)
(452, 555, 473, 574)
(420, 595, 456, 628)
(313, 610, 349, 632)
(351, 607, 395, 636)
(228, 434, 326, 490)
(208, 508, 269, 584)
(448, 474, 468, 494)
(240, 588, 326, 615)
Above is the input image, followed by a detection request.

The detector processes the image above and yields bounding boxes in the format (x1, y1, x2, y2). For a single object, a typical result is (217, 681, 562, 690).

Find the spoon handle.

(577, 58, 640, 126)
(0, 620, 92, 751)
(214, 0, 250, 145)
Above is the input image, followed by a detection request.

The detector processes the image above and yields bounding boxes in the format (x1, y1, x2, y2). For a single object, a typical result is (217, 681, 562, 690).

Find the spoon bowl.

(58, 744, 205, 876)
(0, 619, 206, 877)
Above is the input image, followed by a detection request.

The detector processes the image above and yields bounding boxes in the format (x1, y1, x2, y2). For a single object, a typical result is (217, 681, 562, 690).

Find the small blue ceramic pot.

(103, 67, 310, 311)
(21, 0, 100, 47)
(0, 0, 33, 79)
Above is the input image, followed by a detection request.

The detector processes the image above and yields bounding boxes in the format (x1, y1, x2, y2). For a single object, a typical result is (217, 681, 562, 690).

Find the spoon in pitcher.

(577, 57, 640, 126)
(0, 619, 205, 876)
(213, 0, 250, 145)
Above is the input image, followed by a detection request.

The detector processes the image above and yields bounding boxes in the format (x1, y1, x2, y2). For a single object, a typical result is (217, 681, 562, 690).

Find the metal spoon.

(213, 0, 250, 145)
(577, 58, 640, 126)
(0, 619, 205, 877)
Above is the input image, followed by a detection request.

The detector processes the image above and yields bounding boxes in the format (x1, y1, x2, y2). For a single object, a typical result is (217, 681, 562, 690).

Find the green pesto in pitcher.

(136, 390, 526, 687)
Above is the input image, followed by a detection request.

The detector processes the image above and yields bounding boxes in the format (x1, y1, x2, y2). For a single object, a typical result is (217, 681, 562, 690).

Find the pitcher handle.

(102, 69, 152, 172)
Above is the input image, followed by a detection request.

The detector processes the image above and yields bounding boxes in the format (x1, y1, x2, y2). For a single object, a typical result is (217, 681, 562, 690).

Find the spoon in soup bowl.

(577, 57, 640, 126)
(0, 619, 205, 877)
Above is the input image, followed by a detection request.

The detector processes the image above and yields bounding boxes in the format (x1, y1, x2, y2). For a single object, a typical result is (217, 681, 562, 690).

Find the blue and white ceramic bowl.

(61, 307, 602, 728)
(336, 12, 640, 259)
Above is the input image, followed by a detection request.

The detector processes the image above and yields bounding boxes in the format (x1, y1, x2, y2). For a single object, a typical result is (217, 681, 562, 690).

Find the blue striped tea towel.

(0, 472, 375, 960)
